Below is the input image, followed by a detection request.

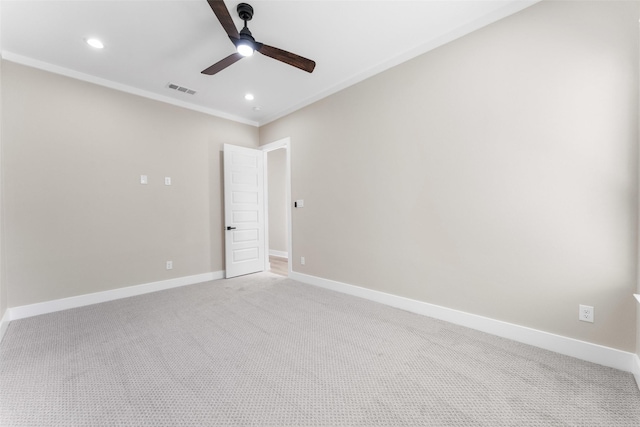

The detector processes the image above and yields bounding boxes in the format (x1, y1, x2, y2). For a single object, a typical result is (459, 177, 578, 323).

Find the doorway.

(262, 138, 292, 276)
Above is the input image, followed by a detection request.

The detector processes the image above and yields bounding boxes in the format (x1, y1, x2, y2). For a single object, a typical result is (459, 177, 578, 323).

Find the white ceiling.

(1, 0, 537, 126)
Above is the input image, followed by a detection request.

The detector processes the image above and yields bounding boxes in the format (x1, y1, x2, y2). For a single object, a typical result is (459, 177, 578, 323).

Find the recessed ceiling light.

(244, 93, 255, 101)
(85, 38, 104, 49)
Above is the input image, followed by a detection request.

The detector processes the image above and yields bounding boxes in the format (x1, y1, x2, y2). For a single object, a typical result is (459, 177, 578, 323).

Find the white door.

(223, 144, 266, 278)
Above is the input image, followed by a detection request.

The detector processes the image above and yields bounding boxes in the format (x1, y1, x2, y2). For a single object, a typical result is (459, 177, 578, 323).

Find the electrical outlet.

(579, 304, 594, 323)
(300, 256, 305, 265)
(166, 261, 173, 270)
(140, 175, 148, 185)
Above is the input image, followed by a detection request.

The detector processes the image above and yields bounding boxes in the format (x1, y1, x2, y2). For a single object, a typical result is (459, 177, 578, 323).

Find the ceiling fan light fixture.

(85, 37, 104, 49)
(237, 41, 254, 57)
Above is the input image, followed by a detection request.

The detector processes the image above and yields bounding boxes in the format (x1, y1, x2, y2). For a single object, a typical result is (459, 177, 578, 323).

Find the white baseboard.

(289, 271, 639, 376)
(7, 271, 224, 322)
(3, 269, 639, 393)
(269, 250, 288, 259)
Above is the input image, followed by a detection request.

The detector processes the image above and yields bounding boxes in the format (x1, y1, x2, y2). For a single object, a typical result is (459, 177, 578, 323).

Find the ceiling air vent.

(166, 83, 196, 95)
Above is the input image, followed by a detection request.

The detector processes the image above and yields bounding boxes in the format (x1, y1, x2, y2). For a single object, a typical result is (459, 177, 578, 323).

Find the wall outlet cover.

(579, 304, 594, 323)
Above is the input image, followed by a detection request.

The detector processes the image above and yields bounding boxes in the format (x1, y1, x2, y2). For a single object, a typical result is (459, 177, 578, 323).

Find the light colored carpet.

(1, 272, 639, 426)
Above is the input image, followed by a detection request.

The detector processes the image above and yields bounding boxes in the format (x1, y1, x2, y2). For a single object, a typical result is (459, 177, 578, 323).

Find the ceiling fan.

(202, 0, 316, 75)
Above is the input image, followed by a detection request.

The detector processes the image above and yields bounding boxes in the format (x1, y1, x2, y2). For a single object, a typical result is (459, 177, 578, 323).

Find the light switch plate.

(165, 177, 172, 186)
(140, 175, 148, 185)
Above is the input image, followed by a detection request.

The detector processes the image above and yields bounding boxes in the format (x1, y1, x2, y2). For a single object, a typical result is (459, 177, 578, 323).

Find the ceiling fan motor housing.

(239, 26, 255, 41)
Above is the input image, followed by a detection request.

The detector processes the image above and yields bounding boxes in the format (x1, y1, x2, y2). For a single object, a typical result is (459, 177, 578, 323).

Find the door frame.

(261, 137, 292, 276)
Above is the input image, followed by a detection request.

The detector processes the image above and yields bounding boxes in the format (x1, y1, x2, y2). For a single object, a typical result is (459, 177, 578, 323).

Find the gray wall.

(0, 10, 5, 320)
(268, 148, 288, 255)
(2, 61, 259, 307)
(260, 1, 640, 352)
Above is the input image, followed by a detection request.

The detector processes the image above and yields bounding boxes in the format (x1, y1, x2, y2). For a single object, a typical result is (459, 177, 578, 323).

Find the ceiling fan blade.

(257, 44, 316, 73)
(206, 0, 239, 40)
(201, 53, 244, 75)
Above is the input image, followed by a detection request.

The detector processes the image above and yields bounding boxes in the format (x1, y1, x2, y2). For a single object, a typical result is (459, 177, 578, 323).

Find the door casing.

(223, 138, 292, 277)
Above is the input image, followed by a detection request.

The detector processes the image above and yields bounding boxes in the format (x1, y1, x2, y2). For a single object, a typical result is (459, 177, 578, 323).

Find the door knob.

(226, 226, 237, 230)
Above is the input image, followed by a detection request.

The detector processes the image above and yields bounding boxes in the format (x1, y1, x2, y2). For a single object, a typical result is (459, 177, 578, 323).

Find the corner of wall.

(0, 309, 8, 344)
